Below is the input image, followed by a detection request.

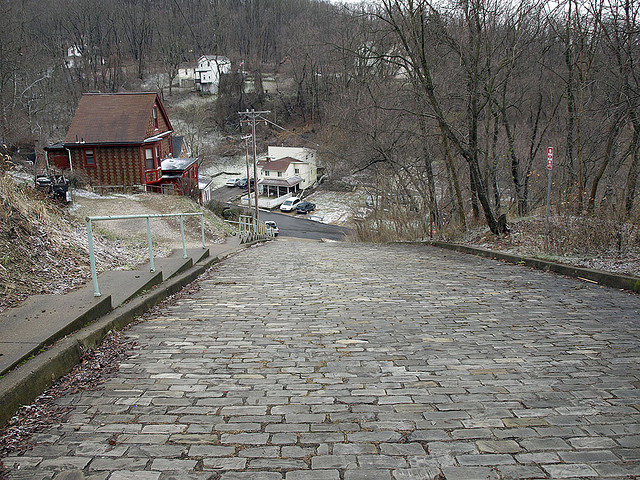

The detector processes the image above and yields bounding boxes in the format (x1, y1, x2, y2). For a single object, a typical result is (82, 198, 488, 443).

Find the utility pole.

(241, 134, 252, 215)
(239, 109, 270, 223)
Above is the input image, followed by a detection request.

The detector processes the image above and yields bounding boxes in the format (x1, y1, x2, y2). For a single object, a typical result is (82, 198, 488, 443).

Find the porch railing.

(86, 212, 205, 297)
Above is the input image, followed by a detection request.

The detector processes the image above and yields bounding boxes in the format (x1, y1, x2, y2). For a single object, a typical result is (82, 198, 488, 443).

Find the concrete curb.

(0, 247, 241, 427)
(425, 241, 640, 294)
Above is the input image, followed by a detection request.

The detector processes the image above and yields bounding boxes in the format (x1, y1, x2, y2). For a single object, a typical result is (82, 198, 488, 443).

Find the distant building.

(44, 92, 199, 200)
(199, 176, 215, 204)
(257, 146, 318, 199)
(177, 64, 196, 89)
(65, 45, 82, 68)
(195, 55, 231, 94)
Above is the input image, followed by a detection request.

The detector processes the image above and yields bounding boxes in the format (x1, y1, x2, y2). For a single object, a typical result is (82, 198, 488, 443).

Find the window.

(277, 172, 283, 177)
(85, 149, 95, 165)
(265, 171, 270, 176)
(294, 168, 300, 174)
(145, 148, 154, 170)
(152, 107, 158, 129)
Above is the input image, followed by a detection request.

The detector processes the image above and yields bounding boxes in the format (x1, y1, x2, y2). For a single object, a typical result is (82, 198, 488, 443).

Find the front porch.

(259, 176, 302, 198)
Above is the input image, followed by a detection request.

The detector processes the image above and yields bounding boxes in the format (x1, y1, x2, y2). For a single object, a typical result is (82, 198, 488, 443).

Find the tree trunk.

(625, 121, 640, 216)
(588, 117, 622, 212)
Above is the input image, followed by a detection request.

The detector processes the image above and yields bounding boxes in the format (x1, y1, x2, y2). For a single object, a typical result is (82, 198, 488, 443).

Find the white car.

(226, 178, 240, 187)
(264, 220, 279, 236)
(280, 197, 301, 212)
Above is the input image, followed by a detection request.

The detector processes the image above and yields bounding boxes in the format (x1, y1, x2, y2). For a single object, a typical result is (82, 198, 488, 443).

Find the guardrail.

(86, 213, 206, 297)
(227, 215, 276, 243)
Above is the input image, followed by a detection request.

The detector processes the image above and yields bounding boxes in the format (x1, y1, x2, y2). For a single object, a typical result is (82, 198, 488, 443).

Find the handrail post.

(180, 215, 187, 259)
(147, 216, 155, 272)
(86, 218, 101, 297)
(200, 213, 205, 249)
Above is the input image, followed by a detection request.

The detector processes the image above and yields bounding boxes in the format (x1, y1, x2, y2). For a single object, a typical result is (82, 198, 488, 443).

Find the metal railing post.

(146, 216, 155, 272)
(86, 218, 101, 297)
(180, 215, 187, 258)
(200, 213, 205, 249)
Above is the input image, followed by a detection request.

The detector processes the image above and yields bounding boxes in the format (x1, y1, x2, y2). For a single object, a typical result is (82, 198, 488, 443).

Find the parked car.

(280, 197, 301, 212)
(236, 178, 255, 190)
(264, 220, 279, 236)
(226, 178, 240, 187)
(296, 201, 316, 214)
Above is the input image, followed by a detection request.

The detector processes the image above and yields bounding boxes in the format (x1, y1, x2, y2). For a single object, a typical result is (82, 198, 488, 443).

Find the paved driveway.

(4, 241, 640, 479)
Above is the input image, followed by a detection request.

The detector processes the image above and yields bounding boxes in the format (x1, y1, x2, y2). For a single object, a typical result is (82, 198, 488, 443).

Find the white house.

(177, 64, 196, 89)
(257, 146, 318, 201)
(199, 175, 214, 204)
(65, 45, 82, 68)
(195, 55, 231, 94)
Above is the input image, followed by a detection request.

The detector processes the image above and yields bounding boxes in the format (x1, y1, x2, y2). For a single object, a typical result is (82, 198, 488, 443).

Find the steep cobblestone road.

(4, 241, 640, 479)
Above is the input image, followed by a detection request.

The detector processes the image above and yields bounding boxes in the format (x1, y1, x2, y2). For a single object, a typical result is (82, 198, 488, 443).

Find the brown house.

(45, 92, 198, 198)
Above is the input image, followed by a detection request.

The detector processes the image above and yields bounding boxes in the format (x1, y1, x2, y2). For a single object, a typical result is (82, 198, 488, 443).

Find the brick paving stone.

(475, 439, 521, 454)
(220, 473, 282, 480)
(38, 457, 92, 471)
(441, 466, 499, 479)
(310, 455, 357, 469)
(456, 453, 516, 465)
(110, 473, 161, 480)
(496, 464, 547, 479)
(344, 470, 393, 480)
(89, 457, 148, 471)
(286, 471, 339, 480)
(541, 462, 599, 478)
(390, 468, 440, 480)
(203, 457, 248, 470)
(247, 459, 308, 469)
(4, 241, 640, 479)
(379, 443, 426, 456)
(150, 458, 197, 470)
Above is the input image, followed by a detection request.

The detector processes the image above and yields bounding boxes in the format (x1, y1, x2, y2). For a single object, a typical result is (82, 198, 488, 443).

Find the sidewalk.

(0, 235, 242, 425)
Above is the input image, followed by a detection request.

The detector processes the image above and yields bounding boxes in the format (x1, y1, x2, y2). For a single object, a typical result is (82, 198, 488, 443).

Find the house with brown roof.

(253, 146, 318, 207)
(45, 92, 198, 198)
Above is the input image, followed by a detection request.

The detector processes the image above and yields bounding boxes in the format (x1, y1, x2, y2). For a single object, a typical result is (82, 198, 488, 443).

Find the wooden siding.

(145, 102, 171, 139)
(70, 146, 143, 186)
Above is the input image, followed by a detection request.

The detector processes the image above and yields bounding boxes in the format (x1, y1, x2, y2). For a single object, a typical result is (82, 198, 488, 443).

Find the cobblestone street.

(4, 240, 640, 479)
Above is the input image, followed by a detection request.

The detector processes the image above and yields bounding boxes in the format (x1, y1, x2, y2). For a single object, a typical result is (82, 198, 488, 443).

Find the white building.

(195, 55, 231, 94)
(65, 45, 82, 68)
(257, 146, 318, 200)
(177, 65, 196, 89)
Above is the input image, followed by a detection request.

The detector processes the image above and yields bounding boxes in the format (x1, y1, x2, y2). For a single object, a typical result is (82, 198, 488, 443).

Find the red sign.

(547, 147, 554, 170)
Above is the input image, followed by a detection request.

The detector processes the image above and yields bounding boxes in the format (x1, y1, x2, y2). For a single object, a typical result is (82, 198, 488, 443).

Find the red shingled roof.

(64, 93, 171, 145)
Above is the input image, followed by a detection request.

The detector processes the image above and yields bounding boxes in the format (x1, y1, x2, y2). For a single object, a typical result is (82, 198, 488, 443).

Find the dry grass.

(350, 205, 640, 278)
(0, 174, 92, 312)
(0, 173, 234, 314)
(459, 214, 640, 277)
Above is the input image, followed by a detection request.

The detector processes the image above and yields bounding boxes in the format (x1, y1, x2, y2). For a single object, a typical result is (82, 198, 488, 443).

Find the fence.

(86, 212, 205, 297)
(227, 215, 276, 243)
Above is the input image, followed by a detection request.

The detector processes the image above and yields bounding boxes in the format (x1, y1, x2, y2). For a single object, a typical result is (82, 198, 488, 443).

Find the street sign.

(545, 146, 554, 243)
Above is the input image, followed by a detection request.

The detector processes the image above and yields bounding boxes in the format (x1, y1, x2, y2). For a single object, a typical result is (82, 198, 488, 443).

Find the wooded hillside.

(1, 0, 638, 236)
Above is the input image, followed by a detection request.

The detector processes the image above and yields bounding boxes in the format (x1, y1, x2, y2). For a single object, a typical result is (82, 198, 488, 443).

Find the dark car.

(295, 201, 316, 214)
(237, 178, 255, 190)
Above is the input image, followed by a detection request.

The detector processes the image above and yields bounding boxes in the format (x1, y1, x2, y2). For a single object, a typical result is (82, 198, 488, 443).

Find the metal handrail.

(86, 212, 205, 297)
(227, 215, 275, 243)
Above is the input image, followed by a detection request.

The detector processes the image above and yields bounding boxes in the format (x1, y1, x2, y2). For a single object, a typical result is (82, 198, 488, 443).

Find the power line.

(238, 109, 271, 223)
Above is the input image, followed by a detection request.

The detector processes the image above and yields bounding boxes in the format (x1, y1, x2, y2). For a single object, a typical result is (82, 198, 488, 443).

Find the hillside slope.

(0, 172, 232, 314)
